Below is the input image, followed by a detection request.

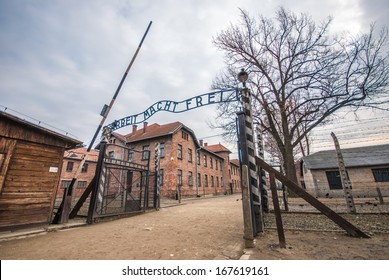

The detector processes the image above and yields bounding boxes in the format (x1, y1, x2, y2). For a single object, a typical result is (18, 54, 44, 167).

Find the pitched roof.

(203, 143, 231, 154)
(124, 122, 181, 142)
(230, 159, 240, 166)
(303, 144, 389, 170)
(64, 147, 99, 162)
(111, 132, 127, 143)
(0, 111, 82, 148)
(124, 122, 200, 147)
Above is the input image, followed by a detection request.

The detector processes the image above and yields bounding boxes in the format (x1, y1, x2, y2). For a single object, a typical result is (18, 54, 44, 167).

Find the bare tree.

(212, 7, 389, 183)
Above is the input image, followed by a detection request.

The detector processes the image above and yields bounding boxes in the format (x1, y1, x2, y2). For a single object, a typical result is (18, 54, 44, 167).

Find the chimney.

(204, 143, 208, 147)
(143, 122, 148, 133)
(132, 125, 137, 134)
(199, 140, 203, 147)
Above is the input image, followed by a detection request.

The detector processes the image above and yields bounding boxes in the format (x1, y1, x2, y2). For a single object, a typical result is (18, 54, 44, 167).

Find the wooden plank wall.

(0, 139, 64, 229)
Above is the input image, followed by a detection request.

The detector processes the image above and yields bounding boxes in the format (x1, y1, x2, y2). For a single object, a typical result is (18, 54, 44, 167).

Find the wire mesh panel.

(91, 143, 155, 219)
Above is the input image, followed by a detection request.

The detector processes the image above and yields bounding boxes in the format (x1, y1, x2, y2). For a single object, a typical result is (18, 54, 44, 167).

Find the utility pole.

(331, 132, 356, 213)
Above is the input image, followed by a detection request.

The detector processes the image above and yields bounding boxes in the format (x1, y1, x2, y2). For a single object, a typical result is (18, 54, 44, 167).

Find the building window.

(204, 174, 208, 187)
(77, 181, 87, 188)
(66, 161, 74, 172)
(188, 171, 193, 186)
(211, 175, 214, 187)
(126, 171, 133, 193)
(178, 169, 183, 186)
(325, 171, 343, 190)
(128, 149, 134, 162)
(109, 151, 115, 160)
(372, 168, 389, 182)
(188, 148, 193, 163)
(61, 180, 71, 189)
(141, 171, 147, 185)
(142, 145, 150, 160)
(160, 143, 165, 158)
(210, 158, 213, 169)
(197, 151, 200, 165)
(178, 144, 182, 160)
(215, 160, 218, 170)
(216, 176, 219, 188)
(81, 163, 88, 173)
(182, 131, 189, 140)
(203, 155, 207, 167)
(197, 173, 201, 187)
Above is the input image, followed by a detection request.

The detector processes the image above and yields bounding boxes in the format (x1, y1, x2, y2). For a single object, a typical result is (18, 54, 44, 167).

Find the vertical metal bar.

(269, 173, 286, 248)
(154, 142, 161, 209)
(87, 140, 107, 224)
(143, 150, 151, 211)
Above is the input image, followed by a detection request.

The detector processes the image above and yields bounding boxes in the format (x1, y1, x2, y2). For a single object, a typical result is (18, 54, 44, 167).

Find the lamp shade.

(237, 68, 248, 83)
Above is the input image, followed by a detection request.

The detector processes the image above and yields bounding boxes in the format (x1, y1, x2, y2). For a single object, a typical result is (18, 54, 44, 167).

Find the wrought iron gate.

(87, 141, 155, 223)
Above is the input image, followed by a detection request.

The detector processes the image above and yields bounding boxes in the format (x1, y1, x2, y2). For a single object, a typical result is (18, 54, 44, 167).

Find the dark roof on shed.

(0, 111, 82, 148)
(303, 144, 389, 170)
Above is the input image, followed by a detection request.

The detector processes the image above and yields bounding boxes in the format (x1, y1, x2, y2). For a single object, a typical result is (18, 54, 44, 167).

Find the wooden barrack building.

(0, 111, 81, 231)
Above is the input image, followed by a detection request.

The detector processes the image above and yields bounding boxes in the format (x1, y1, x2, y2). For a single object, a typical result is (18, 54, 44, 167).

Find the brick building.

(230, 159, 241, 194)
(108, 121, 241, 199)
(56, 147, 98, 207)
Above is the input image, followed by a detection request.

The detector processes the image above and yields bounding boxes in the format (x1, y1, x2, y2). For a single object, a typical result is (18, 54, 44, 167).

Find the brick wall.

(56, 148, 98, 212)
(108, 124, 240, 199)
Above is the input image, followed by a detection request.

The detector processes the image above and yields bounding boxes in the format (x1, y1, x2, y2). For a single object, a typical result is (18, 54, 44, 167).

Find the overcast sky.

(1, 0, 388, 158)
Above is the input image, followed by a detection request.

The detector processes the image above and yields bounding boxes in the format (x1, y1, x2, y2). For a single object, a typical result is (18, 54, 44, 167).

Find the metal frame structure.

(87, 140, 153, 224)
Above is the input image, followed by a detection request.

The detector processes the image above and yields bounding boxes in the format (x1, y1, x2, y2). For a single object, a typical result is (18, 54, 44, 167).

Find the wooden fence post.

(269, 173, 286, 248)
(241, 165, 254, 248)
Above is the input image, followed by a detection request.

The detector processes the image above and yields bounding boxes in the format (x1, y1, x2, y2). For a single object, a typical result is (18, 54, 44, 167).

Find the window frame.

(142, 145, 150, 160)
(66, 161, 74, 172)
(325, 170, 343, 190)
(177, 144, 183, 160)
(372, 168, 389, 182)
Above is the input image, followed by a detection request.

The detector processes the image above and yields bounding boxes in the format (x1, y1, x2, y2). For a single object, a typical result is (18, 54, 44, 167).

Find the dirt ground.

(0, 194, 388, 260)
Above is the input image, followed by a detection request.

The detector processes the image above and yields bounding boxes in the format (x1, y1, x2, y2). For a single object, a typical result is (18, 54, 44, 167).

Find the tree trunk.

(282, 139, 298, 197)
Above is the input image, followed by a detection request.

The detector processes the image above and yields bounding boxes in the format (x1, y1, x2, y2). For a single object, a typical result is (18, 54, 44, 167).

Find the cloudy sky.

(1, 0, 388, 157)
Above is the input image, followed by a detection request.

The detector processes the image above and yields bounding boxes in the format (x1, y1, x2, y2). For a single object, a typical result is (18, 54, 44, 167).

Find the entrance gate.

(86, 140, 155, 223)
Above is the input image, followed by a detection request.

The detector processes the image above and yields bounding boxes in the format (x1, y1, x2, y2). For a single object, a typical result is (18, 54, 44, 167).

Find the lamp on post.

(236, 67, 265, 245)
(237, 68, 249, 88)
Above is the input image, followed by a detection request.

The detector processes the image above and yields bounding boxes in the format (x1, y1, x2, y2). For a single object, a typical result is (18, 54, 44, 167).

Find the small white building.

(302, 144, 389, 198)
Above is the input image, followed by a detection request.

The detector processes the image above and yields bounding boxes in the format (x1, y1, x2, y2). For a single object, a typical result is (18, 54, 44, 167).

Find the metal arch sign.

(106, 88, 240, 131)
